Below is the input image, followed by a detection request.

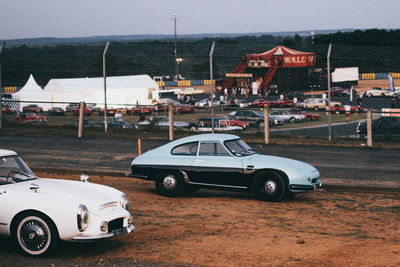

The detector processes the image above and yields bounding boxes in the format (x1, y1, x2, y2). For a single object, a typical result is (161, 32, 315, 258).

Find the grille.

(108, 218, 124, 232)
(311, 178, 319, 183)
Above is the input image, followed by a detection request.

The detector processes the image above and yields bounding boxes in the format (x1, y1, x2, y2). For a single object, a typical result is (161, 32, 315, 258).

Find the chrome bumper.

(72, 224, 135, 241)
(290, 183, 323, 191)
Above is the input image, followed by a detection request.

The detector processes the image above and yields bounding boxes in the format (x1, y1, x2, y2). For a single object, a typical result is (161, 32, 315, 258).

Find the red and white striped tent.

(225, 45, 316, 89)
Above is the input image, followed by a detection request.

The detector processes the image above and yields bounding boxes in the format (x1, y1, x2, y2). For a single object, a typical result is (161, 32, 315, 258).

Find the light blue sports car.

(130, 134, 321, 201)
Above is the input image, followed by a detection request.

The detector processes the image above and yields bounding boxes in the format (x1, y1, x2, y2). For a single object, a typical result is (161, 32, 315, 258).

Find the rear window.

(171, 142, 198, 156)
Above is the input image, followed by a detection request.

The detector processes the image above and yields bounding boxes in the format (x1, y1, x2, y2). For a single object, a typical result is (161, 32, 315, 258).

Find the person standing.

(344, 104, 351, 121)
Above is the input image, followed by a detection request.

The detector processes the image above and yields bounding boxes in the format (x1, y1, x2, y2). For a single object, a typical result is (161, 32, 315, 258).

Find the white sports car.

(0, 149, 135, 256)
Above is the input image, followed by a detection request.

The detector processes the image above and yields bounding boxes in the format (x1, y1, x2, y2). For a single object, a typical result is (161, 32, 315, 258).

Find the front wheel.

(12, 212, 59, 256)
(155, 171, 184, 197)
(289, 117, 296, 124)
(259, 174, 286, 202)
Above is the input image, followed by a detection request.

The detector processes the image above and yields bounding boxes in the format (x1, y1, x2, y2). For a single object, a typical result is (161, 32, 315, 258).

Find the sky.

(1, 0, 400, 40)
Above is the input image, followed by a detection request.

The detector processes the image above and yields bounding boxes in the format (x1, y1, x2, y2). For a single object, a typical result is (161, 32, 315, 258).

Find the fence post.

(263, 105, 270, 144)
(0, 41, 5, 129)
(78, 101, 85, 138)
(103, 41, 110, 133)
(367, 109, 372, 147)
(137, 138, 142, 156)
(168, 103, 174, 141)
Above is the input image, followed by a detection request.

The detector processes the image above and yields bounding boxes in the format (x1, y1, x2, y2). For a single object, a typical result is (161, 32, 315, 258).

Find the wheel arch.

(250, 169, 289, 192)
(10, 209, 60, 239)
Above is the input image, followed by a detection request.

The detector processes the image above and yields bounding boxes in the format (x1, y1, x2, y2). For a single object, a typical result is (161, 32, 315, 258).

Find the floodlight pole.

(103, 41, 110, 133)
(173, 14, 178, 81)
(327, 43, 332, 141)
(0, 41, 5, 129)
(209, 41, 216, 134)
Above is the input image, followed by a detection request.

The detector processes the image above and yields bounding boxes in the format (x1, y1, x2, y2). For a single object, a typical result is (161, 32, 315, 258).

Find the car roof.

(0, 149, 18, 157)
(170, 133, 240, 144)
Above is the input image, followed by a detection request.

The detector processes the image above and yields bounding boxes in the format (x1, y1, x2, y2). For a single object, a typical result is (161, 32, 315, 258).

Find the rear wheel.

(12, 212, 59, 256)
(155, 171, 184, 197)
(313, 106, 319, 111)
(259, 173, 286, 202)
(289, 117, 296, 123)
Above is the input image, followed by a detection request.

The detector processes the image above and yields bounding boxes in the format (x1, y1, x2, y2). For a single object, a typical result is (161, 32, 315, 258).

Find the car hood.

(244, 154, 317, 175)
(12, 178, 123, 213)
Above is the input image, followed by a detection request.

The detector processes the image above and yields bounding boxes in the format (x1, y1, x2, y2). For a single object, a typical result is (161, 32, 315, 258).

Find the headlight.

(77, 204, 89, 232)
(121, 194, 131, 211)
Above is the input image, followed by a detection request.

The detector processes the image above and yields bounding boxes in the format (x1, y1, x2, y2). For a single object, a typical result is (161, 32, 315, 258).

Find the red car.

(15, 113, 47, 122)
(249, 99, 271, 108)
(22, 104, 43, 113)
(73, 108, 92, 116)
(98, 109, 117, 116)
(215, 115, 252, 128)
(295, 112, 321, 121)
(330, 105, 364, 114)
(269, 99, 294, 107)
(127, 106, 154, 115)
(1, 105, 13, 114)
(173, 105, 194, 114)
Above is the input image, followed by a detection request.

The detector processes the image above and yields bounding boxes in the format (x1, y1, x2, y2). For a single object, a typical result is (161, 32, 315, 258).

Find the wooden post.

(78, 101, 85, 138)
(367, 109, 372, 147)
(168, 103, 174, 141)
(263, 105, 270, 144)
(137, 138, 142, 156)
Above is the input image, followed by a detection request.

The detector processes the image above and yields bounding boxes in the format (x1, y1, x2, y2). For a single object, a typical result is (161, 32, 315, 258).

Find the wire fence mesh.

(1, 42, 400, 145)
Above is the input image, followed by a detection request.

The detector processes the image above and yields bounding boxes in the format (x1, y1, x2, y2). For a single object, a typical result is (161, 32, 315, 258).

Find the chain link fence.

(0, 42, 399, 145)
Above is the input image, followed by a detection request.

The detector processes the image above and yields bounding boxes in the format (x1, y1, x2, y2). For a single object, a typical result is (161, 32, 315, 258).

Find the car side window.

(171, 142, 198, 156)
(198, 142, 231, 156)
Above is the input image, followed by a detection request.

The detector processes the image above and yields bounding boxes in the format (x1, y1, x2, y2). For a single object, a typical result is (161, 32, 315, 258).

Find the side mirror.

(80, 174, 89, 182)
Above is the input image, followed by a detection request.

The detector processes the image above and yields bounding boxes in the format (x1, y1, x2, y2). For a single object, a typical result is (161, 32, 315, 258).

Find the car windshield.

(0, 155, 37, 185)
(224, 139, 256, 157)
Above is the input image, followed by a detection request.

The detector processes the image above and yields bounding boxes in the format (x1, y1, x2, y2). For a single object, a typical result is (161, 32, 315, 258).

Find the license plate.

(111, 227, 128, 236)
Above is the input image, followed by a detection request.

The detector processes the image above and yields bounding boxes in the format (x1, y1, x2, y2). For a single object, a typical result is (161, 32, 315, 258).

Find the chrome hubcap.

(163, 175, 177, 190)
(264, 180, 277, 194)
(20, 220, 48, 251)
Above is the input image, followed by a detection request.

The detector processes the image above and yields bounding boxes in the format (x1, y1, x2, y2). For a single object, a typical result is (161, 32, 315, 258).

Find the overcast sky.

(1, 0, 399, 39)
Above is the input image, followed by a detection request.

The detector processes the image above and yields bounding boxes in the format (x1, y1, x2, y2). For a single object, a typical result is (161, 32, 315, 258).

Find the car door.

(190, 142, 247, 188)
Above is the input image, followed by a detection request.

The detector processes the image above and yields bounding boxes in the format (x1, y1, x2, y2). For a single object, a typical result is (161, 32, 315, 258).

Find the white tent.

(11, 74, 50, 111)
(44, 75, 159, 109)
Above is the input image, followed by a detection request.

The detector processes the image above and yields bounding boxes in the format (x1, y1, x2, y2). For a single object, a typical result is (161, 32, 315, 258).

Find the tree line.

(2, 29, 400, 87)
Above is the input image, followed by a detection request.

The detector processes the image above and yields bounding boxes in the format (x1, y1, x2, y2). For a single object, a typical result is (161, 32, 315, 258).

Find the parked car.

(294, 111, 320, 121)
(66, 103, 80, 112)
(73, 108, 92, 116)
(268, 99, 294, 108)
(0, 149, 135, 256)
(22, 104, 43, 113)
(192, 118, 244, 132)
(15, 113, 47, 122)
(136, 116, 189, 128)
(96, 118, 134, 129)
(364, 87, 397, 97)
(356, 116, 400, 138)
(249, 99, 271, 108)
(126, 106, 154, 115)
(330, 105, 364, 114)
(98, 109, 118, 116)
(48, 107, 65, 116)
(270, 110, 305, 123)
(129, 134, 321, 202)
(228, 110, 284, 127)
(194, 98, 223, 107)
(296, 98, 341, 111)
(1, 105, 13, 114)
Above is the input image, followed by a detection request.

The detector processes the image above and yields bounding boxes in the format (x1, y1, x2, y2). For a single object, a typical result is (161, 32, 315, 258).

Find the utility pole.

(327, 43, 332, 141)
(103, 41, 110, 133)
(209, 41, 216, 134)
(173, 14, 178, 81)
(0, 41, 5, 129)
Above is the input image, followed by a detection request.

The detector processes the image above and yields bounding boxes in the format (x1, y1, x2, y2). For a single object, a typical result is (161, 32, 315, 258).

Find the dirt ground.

(2, 172, 400, 267)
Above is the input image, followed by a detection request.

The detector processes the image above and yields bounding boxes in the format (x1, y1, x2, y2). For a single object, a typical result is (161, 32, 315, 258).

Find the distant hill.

(2, 29, 356, 47)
